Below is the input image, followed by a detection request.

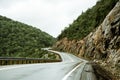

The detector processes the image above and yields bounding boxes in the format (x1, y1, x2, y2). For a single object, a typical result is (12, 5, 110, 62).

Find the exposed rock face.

(53, 0, 120, 78)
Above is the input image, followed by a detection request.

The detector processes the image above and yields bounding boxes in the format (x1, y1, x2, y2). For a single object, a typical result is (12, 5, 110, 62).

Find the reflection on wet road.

(0, 50, 96, 80)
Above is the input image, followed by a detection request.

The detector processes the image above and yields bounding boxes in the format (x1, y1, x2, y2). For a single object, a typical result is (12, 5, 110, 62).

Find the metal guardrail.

(0, 57, 62, 65)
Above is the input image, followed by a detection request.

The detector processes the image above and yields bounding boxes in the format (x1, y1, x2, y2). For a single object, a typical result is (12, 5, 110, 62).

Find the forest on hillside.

(58, 0, 119, 40)
(0, 15, 56, 58)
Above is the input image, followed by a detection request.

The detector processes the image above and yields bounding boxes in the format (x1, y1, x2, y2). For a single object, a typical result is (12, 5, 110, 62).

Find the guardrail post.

(0, 60, 1, 65)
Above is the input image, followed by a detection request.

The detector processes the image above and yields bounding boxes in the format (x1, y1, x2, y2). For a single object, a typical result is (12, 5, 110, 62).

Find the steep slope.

(53, 0, 120, 79)
(58, 0, 119, 40)
(0, 15, 56, 58)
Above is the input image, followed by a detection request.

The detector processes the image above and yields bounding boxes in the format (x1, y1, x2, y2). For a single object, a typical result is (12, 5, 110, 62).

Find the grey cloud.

(0, 0, 97, 37)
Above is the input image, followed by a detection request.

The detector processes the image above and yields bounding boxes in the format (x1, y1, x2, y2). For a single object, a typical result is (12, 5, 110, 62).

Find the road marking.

(66, 54, 74, 62)
(62, 62, 84, 80)
(0, 63, 57, 71)
(0, 66, 24, 71)
(48, 50, 75, 62)
(60, 53, 75, 62)
(0, 64, 34, 71)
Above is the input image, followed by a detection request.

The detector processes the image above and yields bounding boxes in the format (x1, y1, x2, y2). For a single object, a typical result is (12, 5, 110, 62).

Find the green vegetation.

(0, 15, 56, 58)
(58, 0, 119, 40)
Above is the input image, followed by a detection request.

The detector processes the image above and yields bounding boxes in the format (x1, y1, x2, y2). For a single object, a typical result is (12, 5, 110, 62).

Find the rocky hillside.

(58, 0, 119, 40)
(53, 0, 120, 79)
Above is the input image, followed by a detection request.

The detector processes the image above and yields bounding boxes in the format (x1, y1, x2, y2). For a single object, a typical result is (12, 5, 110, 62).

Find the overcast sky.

(0, 0, 97, 37)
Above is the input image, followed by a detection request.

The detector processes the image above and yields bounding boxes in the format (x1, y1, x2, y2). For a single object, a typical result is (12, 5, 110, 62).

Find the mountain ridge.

(58, 0, 119, 40)
(0, 15, 56, 58)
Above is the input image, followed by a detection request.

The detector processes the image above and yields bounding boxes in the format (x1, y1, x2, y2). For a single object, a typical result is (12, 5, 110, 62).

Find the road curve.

(0, 50, 96, 80)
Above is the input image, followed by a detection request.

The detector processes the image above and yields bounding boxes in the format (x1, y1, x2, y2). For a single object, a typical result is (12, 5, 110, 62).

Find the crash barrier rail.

(0, 57, 62, 65)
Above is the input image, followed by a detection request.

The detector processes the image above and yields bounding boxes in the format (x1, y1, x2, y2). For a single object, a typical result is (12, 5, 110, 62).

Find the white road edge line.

(66, 54, 74, 62)
(62, 62, 85, 80)
(0, 64, 34, 71)
(0, 66, 25, 71)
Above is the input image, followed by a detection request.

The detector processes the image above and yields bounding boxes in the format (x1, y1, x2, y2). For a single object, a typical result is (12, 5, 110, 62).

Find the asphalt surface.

(0, 50, 96, 80)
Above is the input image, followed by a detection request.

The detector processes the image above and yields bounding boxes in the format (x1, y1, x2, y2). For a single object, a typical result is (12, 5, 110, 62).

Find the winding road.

(0, 50, 96, 80)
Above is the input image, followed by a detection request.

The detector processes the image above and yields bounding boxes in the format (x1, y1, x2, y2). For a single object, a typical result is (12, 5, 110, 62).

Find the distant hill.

(58, 0, 119, 40)
(0, 15, 56, 58)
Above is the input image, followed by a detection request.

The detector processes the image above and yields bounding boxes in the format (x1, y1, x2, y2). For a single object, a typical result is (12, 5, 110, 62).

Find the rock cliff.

(53, 0, 120, 79)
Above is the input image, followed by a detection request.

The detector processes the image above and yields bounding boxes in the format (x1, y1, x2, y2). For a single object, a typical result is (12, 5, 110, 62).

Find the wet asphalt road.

(0, 50, 95, 80)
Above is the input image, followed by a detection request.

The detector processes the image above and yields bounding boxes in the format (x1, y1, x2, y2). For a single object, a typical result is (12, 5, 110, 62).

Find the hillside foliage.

(58, 0, 119, 40)
(0, 15, 56, 58)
